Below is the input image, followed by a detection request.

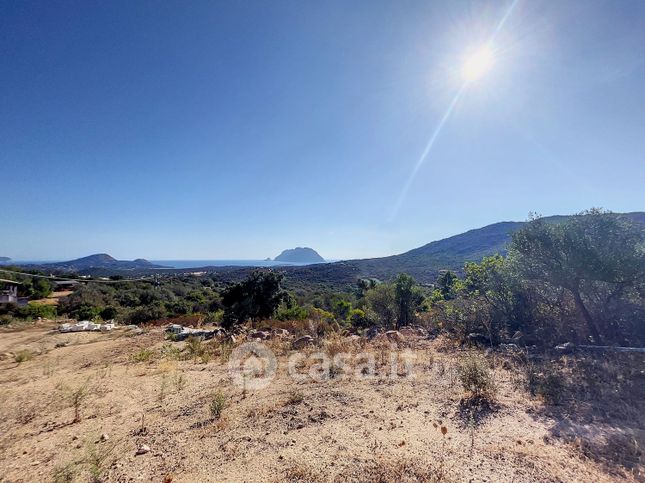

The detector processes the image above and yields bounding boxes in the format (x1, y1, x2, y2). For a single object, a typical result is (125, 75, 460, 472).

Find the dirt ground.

(0, 320, 642, 482)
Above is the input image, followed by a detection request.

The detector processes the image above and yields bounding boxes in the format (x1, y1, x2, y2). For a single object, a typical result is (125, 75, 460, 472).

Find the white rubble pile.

(58, 320, 117, 333)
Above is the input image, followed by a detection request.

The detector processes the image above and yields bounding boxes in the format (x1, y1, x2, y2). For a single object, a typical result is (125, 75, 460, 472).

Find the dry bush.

(324, 333, 356, 358)
(267, 317, 336, 338)
(282, 463, 324, 482)
(286, 390, 305, 405)
(525, 361, 564, 405)
(457, 353, 496, 400)
(335, 456, 448, 482)
(266, 337, 291, 356)
(370, 339, 394, 367)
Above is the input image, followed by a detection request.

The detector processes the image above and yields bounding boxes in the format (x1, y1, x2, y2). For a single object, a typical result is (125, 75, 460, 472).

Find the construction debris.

(58, 320, 116, 333)
(165, 324, 222, 341)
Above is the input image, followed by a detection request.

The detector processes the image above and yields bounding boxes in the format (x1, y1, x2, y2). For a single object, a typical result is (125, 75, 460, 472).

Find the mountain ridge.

(335, 211, 645, 283)
(41, 253, 166, 271)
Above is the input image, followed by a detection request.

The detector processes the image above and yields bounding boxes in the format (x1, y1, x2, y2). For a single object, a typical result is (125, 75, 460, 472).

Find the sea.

(3, 259, 317, 268)
(149, 260, 315, 269)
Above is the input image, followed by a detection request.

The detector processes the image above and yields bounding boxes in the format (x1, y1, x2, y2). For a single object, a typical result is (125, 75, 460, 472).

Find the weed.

(160, 343, 182, 360)
(286, 390, 305, 405)
(185, 336, 206, 361)
(200, 351, 212, 364)
(59, 378, 92, 423)
(14, 349, 33, 363)
(209, 391, 227, 420)
(159, 374, 169, 402)
(172, 371, 186, 392)
(84, 439, 117, 483)
(52, 462, 77, 483)
(43, 358, 59, 377)
(218, 342, 234, 362)
(130, 348, 155, 363)
(95, 363, 112, 379)
(526, 362, 564, 404)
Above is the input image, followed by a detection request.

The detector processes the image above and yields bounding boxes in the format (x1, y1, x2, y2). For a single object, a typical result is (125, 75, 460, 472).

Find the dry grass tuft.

(14, 349, 33, 363)
(336, 456, 449, 482)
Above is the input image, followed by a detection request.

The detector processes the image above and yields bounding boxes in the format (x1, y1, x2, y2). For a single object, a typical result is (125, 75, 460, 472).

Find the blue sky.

(1, 0, 644, 261)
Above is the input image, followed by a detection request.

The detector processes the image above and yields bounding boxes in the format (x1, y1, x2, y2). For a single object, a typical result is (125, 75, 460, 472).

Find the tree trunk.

(572, 289, 603, 345)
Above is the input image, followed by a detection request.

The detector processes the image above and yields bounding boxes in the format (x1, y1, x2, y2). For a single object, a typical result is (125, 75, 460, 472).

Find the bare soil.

(0, 320, 642, 482)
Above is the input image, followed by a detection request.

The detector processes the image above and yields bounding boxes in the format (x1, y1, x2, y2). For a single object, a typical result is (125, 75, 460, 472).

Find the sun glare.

(462, 45, 494, 82)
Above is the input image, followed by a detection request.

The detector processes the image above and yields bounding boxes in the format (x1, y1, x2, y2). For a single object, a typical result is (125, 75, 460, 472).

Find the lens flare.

(462, 45, 494, 82)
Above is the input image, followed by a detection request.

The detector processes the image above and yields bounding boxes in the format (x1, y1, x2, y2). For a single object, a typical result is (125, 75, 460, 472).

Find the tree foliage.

(509, 209, 644, 344)
(221, 271, 287, 329)
(394, 273, 424, 329)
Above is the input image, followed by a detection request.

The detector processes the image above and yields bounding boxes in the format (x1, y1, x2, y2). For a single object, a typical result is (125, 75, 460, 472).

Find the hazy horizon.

(2, 1, 644, 260)
(4, 210, 643, 262)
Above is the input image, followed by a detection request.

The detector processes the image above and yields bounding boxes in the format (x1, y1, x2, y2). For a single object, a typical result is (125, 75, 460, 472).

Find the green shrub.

(71, 304, 102, 321)
(127, 303, 167, 325)
(203, 310, 224, 325)
(209, 391, 227, 419)
(16, 304, 57, 320)
(458, 353, 495, 399)
(130, 349, 155, 363)
(275, 304, 308, 321)
(99, 306, 119, 320)
(347, 308, 368, 328)
(185, 336, 206, 360)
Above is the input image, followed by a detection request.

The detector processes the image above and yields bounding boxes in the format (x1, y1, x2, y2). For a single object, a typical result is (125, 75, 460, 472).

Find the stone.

(365, 326, 379, 340)
(249, 331, 270, 340)
(500, 343, 520, 352)
(385, 330, 403, 343)
(398, 327, 418, 337)
(292, 336, 314, 350)
(555, 342, 575, 353)
(100, 433, 109, 442)
(136, 444, 151, 455)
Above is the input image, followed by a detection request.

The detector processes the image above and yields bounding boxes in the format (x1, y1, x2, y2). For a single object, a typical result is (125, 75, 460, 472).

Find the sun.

(462, 45, 494, 82)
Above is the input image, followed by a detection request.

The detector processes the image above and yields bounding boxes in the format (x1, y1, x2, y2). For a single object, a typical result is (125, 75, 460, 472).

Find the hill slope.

(335, 211, 645, 283)
(42, 253, 165, 271)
